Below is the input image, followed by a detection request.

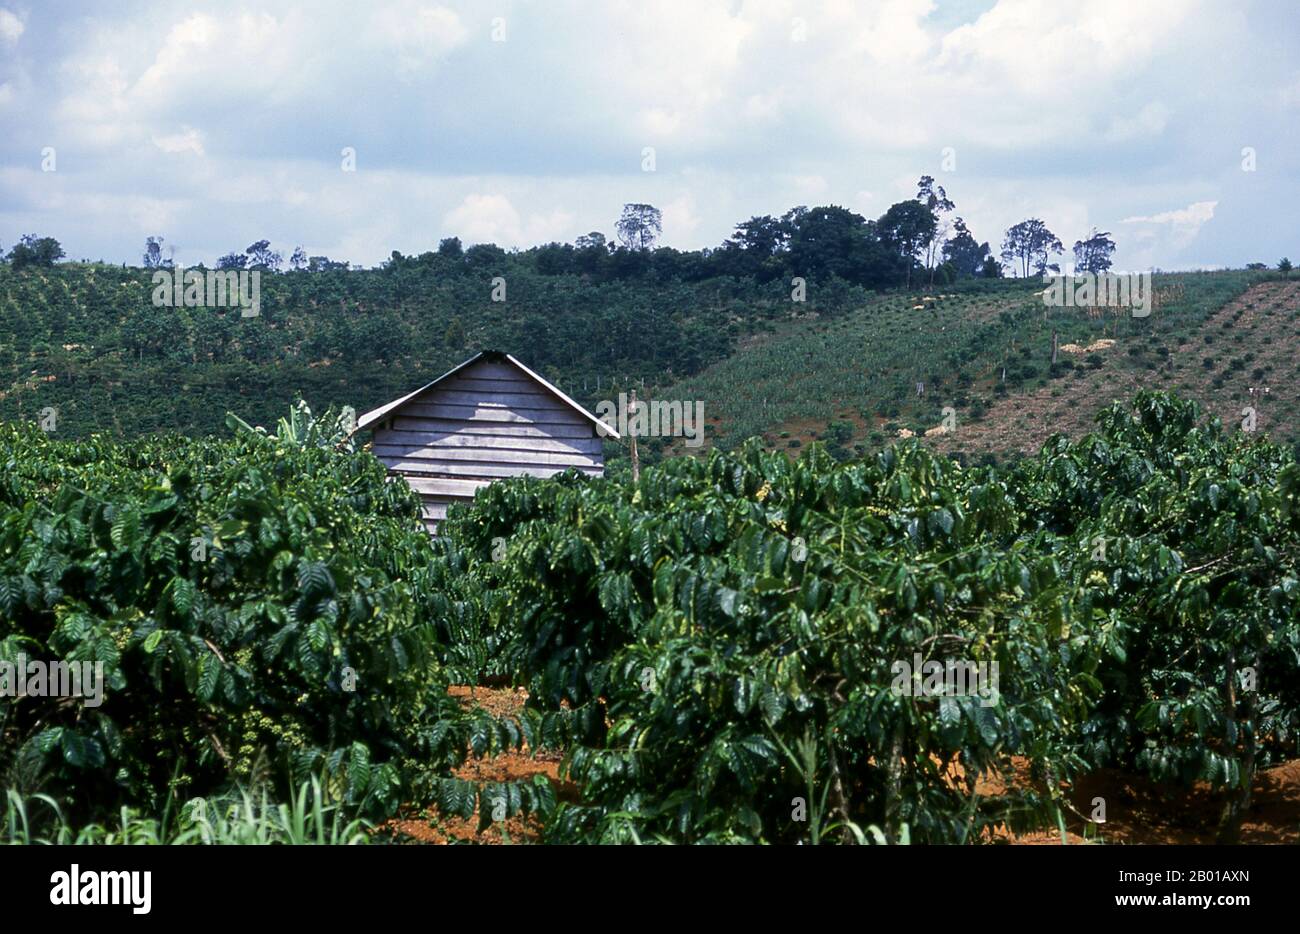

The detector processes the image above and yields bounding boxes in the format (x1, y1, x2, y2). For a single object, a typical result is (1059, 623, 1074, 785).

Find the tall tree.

(878, 200, 936, 287)
(941, 218, 993, 278)
(307, 255, 348, 272)
(289, 246, 308, 271)
(787, 205, 864, 281)
(245, 240, 282, 270)
(7, 235, 65, 270)
(778, 205, 902, 289)
(916, 175, 955, 285)
(1001, 219, 1063, 278)
(616, 203, 663, 251)
(142, 236, 171, 269)
(574, 232, 607, 275)
(1073, 228, 1116, 274)
(716, 214, 791, 279)
(726, 214, 789, 256)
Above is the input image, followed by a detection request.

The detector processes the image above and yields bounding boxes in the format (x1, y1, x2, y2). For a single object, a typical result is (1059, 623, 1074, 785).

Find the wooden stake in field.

(629, 388, 640, 483)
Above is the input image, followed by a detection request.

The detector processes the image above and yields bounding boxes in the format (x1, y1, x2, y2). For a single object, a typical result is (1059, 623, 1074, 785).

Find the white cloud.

(790, 175, 828, 197)
(1102, 101, 1170, 142)
(834, 0, 936, 65)
(939, 0, 1203, 98)
(661, 194, 702, 240)
(1120, 200, 1218, 251)
(742, 92, 783, 122)
(152, 126, 204, 156)
(3, 1, 1294, 269)
(65, 192, 183, 235)
(1121, 201, 1217, 228)
(367, 3, 467, 75)
(132, 11, 304, 108)
(0, 8, 23, 44)
(134, 13, 220, 99)
(641, 108, 683, 138)
(442, 193, 572, 247)
(1281, 73, 1300, 108)
(443, 194, 518, 244)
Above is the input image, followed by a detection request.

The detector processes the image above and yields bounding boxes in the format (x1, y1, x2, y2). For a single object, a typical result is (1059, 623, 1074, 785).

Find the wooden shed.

(357, 351, 616, 535)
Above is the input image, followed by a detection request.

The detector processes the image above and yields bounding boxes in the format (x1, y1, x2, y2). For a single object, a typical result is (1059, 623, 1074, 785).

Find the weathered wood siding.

(369, 358, 604, 535)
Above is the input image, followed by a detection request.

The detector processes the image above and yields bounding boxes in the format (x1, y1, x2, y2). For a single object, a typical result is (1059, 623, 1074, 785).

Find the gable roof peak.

(356, 350, 618, 438)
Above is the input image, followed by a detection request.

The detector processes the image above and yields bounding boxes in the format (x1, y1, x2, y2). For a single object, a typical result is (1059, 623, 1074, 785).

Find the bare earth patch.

(932, 281, 1300, 457)
(377, 686, 571, 845)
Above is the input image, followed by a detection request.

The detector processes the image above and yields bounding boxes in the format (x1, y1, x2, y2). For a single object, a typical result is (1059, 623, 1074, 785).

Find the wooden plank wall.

(369, 359, 604, 535)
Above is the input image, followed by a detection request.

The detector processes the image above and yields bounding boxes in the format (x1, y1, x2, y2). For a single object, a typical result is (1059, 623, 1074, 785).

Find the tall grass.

(3, 779, 371, 845)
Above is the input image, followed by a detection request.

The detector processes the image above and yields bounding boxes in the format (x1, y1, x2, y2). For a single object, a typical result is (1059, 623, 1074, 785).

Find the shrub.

(428, 391, 1300, 845)
(0, 419, 463, 826)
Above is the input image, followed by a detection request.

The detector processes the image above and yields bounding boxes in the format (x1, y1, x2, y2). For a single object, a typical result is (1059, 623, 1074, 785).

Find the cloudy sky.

(1, 0, 1297, 272)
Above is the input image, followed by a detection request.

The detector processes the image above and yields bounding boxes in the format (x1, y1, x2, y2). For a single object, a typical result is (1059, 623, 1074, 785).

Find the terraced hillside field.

(658, 270, 1295, 461)
(928, 279, 1300, 458)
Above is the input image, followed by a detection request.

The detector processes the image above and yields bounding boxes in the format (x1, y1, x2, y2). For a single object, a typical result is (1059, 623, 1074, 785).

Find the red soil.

(379, 687, 1300, 845)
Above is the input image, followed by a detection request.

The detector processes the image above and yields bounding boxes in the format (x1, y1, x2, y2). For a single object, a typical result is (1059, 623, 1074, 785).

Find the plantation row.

(433, 391, 1300, 841)
(665, 269, 1274, 452)
(7, 255, 1293, 467)
(1, 392, 1298, 842)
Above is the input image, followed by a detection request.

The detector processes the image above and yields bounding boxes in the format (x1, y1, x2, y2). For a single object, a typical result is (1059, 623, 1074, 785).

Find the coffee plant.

(435, 392, 1300, 843)
(0, 417, 475, 824)
(4, 390, 1296, 843)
